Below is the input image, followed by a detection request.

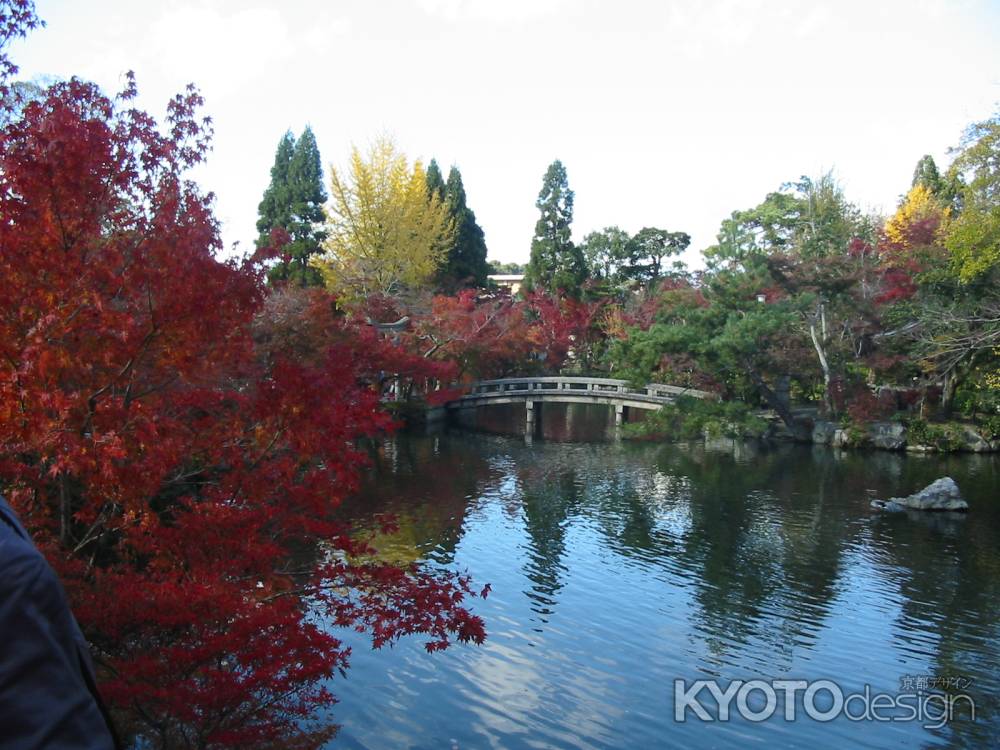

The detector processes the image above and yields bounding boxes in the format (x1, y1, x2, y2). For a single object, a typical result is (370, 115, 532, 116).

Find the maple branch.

(71, 502, 116, 555)
(246, 429, 283, 473)
(126, 374, 179, 404)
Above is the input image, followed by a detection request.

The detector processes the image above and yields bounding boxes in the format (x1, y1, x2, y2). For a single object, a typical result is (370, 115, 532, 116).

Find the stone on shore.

(869, 422, 906, 450)
(812, 420, 836, 445)
(957, 425, 993, 453)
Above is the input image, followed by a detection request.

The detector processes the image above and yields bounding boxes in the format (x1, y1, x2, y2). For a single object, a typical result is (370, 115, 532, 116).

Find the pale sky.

(10, 0, 1000, 267)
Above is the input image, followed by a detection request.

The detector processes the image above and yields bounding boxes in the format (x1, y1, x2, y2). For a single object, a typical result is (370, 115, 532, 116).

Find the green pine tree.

(257, 127, 327, 286)
(523, 159, 586, 297)
(912, 154, 944, 194)
(434, 166, 489, 291)
(257, 131, 295, 242)
(911, 153, 962, 208)
(426, 158, 446, 203)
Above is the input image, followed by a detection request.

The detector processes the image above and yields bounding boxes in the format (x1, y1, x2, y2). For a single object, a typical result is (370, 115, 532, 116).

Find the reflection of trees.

(593, 478, 673, 555)
(493, 440, 860, 665)
(585, 442, 862, 670)
(863, 454, 1000, 750)
(339, 435, 499, 566)
(519, 470, 584, 621)
(343, 431, 1000, 747)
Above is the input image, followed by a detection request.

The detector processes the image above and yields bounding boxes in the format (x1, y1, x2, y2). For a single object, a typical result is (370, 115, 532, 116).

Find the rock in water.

(870, 499, 905, 512)
(872, 477, 969, 512)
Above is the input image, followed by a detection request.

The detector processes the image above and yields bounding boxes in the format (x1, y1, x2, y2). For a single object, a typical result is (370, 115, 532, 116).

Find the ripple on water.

(325, 434, 1000, 750)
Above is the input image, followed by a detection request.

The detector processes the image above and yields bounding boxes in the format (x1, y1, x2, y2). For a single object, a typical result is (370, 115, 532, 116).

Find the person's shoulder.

(0, 494, 31, 537)
(0, 532, 51, 595)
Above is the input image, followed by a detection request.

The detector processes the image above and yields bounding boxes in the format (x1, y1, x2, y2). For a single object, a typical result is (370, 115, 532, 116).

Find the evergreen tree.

(426, 158, 446, 203)
(523, 160, 586, 297)
(488, 260, 526, 274)
(912, 154, 944, 195)
(434, 166, 490, 291)
(911, 153, 962, 208)
(621, 227, 691, 284)
(257, 131, 294, 241)
(580, 226, 629, 281)
(257, 127, 327, 286)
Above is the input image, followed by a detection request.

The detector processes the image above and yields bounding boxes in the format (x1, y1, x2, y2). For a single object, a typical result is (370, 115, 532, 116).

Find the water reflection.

(519, 471, 581, 624)
(451, 401, 624, 441)
(326, 434, 1000, 750)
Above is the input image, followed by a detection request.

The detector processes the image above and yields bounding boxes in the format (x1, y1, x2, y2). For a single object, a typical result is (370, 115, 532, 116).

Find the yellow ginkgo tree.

(313, 137, 454, 304)
(882, 183, 948, 250)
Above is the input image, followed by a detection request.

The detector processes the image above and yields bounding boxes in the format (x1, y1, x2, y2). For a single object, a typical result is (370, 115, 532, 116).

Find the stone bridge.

(443, 376, 711, 434)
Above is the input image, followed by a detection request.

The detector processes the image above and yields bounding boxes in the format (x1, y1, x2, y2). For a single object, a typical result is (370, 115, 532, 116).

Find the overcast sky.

(10, 0, 1000, 267)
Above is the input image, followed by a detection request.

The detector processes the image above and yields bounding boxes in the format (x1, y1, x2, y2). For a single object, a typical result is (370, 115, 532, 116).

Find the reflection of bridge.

(444, 376, 711, 434)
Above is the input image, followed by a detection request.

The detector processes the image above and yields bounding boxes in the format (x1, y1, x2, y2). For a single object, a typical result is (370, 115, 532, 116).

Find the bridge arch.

(443, 376, 711, 436)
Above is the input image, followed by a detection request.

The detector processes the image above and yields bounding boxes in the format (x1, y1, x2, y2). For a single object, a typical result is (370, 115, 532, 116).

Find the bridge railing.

(453, 376, 711, 403)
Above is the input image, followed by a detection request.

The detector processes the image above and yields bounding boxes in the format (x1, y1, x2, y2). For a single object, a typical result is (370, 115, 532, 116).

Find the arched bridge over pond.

(443, 376, 712, 434)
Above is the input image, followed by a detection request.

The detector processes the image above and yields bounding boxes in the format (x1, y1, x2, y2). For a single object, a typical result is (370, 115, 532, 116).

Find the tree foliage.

(620, 227, 690, 285)
(692, 174, 873, 417)
(488, 260, 525, 275)
(706, 173, 860, 269)
(425, 157, 445, 202)
(884, 183, 947, 251)
(523, 160, 586, 297)
(580, 225, 629, 283)
(943, 115, 1000, 282)
(257, 131, 295, 240)
(0, 62, 485, 750)
(256, 127, 328, 286)
(434, 165, 490, 292)
(405, 288, 607, 380)
(610, 276, 811, 429)
(315, 137, 454, 304)
(894, 117, 1000, 409)
(912, 154, 944, 194)
(412, 290, 534, 379)
(0, 0, 41, 85)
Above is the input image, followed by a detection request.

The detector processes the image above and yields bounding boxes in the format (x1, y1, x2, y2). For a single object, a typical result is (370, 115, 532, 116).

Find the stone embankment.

(775, 419, 998, 453)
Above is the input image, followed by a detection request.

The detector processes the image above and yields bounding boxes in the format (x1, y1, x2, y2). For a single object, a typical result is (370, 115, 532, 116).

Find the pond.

(320, 426, 1000, 749)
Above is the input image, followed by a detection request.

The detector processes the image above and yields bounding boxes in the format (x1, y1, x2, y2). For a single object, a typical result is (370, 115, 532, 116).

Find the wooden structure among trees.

(445, 376, 712, 431)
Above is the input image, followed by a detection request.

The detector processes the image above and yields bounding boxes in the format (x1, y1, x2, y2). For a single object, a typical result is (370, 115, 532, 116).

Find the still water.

(322, 416, 1000, 749)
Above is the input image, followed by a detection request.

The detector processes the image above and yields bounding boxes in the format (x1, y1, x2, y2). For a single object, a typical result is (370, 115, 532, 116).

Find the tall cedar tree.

(426, 157, 446, 203)
(435, 165, 490, 291)
(257, 131, 294, 239)
(0, 7, 486, 746)
(912, 154, 945, 195)
(523, 159, 587, 297)
(257, 126, 327, 286)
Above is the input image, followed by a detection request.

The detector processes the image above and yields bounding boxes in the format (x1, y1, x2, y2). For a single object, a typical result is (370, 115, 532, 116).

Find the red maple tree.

(0, 6, 485, 746)
(521, 291, 608, 372)
(410, 289, 535, 379)
(405, 289, 611, 381)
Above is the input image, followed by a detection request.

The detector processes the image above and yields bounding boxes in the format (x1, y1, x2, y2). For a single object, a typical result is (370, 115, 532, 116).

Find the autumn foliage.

(873, 184, 948, 304)
(396, 288, 608, 382)
(0, 25, 485, 749)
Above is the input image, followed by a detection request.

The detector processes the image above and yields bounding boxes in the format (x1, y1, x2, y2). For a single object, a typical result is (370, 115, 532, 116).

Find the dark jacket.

(0, 495, 118, 749)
